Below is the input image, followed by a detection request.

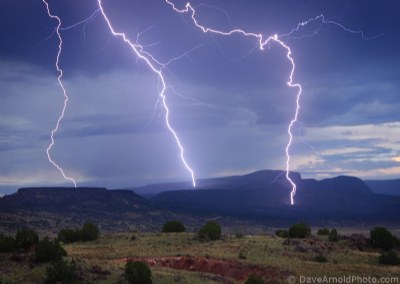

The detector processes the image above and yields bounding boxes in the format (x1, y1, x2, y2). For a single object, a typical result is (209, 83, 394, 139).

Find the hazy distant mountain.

(131, 170, 300, 197)
(150, 170, 400, 223)
(1, 171, 399, 233)
(364, 179, 400, 196)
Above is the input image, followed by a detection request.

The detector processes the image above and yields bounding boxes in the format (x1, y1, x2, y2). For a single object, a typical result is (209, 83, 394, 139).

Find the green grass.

(0, 252, 47, 283)
(151, 268, 223, 284)
(1, 233, 399, 283)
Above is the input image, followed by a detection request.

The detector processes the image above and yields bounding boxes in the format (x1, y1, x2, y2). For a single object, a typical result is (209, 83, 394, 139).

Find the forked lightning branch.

(42, 0, 375, 205)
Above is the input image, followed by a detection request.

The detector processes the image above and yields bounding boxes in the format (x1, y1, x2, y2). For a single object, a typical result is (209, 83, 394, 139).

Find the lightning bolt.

(42, 0, 77, 187)
(164, 1, 378, 205)
(97, 0, 196, 187)
(165, 1, 300, 204)
(41, 0, 376, 203)
(279, 14, 380, 204)
(280, 14, 382, 42)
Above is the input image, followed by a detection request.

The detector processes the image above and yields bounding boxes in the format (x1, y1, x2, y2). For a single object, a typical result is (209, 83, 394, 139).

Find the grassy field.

(1, 231, 399, 284)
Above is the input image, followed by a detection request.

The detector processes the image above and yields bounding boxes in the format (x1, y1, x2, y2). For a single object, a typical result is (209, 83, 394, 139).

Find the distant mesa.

(365, 179, 400, 196)
(143, 170, 398, 222)
(0, 170, 399, 227)
(0, 187, 153, 213)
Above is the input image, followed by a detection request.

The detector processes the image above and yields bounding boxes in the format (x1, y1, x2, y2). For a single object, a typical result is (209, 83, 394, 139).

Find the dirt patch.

(117, 255, 289, 283)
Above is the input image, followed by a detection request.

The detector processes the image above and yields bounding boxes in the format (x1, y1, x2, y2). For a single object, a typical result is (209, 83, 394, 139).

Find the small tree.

(329, 229, 339, 242)
(124, 261, 152, 284)
(162, 221, 185, 233)
(58, 222, 99, 243)
(80, 222, 99, 242)
(245, 274, 264, 284)
(0, 234, 16, 252)
(44, 259, 79, 284)
(198, 221, 222, 241)
(393, 236, 400, 247)
(370, 227, 395, 251)
(58, 229, 81, 244)
(275, 230, 289, 238)
(289, 222, 311, 239)
(314, 255, 328, 263)
(15, 228, 39, 249)
(379, 251, 399, 265)
(317, 228, 330, 235)
(35, 237, 67, 262)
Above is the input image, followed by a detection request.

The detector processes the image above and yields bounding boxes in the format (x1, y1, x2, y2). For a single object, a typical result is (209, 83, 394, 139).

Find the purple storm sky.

(1, 0, 400, 194)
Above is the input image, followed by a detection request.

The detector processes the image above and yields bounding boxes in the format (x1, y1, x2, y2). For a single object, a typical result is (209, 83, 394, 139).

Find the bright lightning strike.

(42, 0, 77, 187)
(41, 1, 376, 203)
(164, 1, 377, 205)
(97, 0, 196, 187)
(165, 1, 301, 205)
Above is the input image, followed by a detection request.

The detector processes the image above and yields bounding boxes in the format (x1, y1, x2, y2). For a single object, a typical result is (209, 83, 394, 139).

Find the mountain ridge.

(0, 170, 399, 233)
(149, 170, 399, 222)
(365, 179, 400, 196)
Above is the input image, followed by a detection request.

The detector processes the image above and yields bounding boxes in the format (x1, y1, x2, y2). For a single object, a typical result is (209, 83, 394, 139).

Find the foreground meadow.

(1, 231, 399, 283)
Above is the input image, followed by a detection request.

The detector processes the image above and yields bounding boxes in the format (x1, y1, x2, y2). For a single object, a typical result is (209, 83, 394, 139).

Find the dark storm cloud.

(300, 78, 400, 126)
(1, 0, 400, 192)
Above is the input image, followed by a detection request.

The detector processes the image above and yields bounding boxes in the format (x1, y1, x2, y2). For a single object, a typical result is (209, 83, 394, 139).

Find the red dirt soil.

(117, 255, 290, 283)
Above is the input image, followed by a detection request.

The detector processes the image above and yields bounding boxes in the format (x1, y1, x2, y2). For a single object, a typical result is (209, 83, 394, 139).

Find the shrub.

(162, 221, 185, 233)
(394, 236, 400, 247)
(198, 221, 221, 241)
(58, 222, 99, 243)
(370, 227, 395, 250)
(124, 261, 152, 284)
(238, 251, 247, 259)
(15, 228, 39, 249)
(235, 232, 245, 239)
(314, 255, 328, 263)
(289, 222, 311, 239)
(58, 229, 81, 244)
(329, 229, 339, 242)
(0, 234, 16, 252)
(44, 259, 79, 284)
(275, 230, 289, 238)
(379, 251, 399, 265)
(317, 228, 330, 235)
(245, 274, 264, 284)
(80, 222, 99, 241)
(35, 237, 67, 262)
